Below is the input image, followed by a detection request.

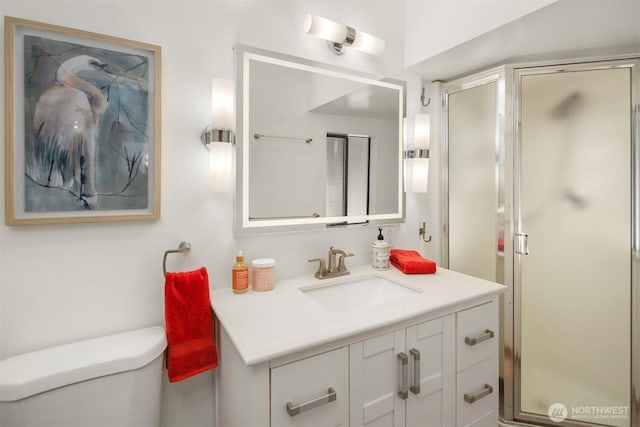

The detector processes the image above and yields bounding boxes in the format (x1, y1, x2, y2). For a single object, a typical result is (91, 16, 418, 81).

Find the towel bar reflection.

(249, 213, 321, 220)
(163, 241, 192, 277)
(254, 133, 312, 144)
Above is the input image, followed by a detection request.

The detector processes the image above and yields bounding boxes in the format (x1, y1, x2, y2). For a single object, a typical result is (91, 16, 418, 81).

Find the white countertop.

(210, 265, 505, 366)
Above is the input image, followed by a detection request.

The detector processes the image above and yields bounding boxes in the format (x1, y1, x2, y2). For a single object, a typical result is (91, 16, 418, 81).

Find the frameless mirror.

(235, 45, 405, 234)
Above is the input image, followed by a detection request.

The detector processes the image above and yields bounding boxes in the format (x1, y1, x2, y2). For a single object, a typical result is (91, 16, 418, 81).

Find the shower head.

(550, 91, 583, 119)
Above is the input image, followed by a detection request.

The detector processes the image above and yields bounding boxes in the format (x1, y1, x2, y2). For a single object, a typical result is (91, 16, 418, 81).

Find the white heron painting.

(23, 34, 152, 213)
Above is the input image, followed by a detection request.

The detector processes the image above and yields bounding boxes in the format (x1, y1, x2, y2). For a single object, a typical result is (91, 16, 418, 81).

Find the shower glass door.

(515, 63, 633, 427)
(448, 81, 499, 282)
(444, 69, 505, 284)
(325, 135, 371, 223)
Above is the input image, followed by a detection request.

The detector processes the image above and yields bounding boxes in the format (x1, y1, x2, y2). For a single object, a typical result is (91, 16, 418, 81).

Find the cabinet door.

(271, 347, 349, 427)
(405, 316, 455, 427)
(350, 330, 406, 427)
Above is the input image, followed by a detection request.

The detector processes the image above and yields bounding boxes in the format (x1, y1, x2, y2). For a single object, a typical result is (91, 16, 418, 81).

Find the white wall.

(249, 62, 327, 218)
(0, 1, 424, 426)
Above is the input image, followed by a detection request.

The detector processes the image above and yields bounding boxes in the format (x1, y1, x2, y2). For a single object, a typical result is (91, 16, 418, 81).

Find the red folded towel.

(164, 267, 218, 382)
(390, 249, 437, 274)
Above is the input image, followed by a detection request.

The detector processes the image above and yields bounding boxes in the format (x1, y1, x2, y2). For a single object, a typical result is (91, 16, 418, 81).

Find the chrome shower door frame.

(441, 66, 514, 419)
(441, 66, 508, 274)
(442, 56, 639, 427)
(511, 58, 640, 427)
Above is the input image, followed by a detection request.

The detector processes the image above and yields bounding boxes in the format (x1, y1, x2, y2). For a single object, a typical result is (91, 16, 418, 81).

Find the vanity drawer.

(271, 347, 348, 427)
(456, 357, 498, 427)
(456, 300, 498, 371)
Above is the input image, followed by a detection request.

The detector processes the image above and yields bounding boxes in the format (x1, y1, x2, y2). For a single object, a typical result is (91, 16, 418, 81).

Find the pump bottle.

(232, 250, 249, 294)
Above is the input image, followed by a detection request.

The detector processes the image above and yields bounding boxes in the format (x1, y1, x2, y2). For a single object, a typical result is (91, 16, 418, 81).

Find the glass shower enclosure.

(442, 58, 638, 427)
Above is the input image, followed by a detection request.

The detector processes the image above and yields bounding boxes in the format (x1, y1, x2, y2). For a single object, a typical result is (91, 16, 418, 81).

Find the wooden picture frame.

(4, 17, 161, 225)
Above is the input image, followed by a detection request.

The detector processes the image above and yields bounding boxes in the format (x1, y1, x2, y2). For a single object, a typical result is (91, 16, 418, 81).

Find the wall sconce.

(405, 113, 430, 193)
(303, 14, 385, 56)
(201, 78, 234, 192)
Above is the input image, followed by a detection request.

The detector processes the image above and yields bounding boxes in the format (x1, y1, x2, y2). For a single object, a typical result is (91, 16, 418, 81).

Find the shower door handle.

(515, 233, 529, 255)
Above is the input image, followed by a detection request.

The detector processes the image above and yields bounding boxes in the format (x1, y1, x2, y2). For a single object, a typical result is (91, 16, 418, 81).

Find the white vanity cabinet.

(212, 267, 505, 427)
(349, 316, 455, 427)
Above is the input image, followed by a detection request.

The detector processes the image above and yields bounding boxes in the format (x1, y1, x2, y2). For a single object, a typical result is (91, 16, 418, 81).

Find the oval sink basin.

(300, 276, 421, 313)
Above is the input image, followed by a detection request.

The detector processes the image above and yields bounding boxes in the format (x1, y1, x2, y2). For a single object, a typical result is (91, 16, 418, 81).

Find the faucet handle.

(337, 252, 354, 272)
(308, 258, 327, 279)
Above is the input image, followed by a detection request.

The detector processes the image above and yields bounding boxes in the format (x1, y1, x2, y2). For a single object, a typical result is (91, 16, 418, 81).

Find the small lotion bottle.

(232, 250, 249, 294)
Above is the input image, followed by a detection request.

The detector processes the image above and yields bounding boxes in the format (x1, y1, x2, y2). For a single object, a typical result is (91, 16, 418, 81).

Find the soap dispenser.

(232, 250, 249, 294)
(371, 228, 391, 270)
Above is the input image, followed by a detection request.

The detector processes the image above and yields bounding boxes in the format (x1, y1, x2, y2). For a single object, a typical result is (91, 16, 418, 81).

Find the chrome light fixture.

(303, 14, 385, 56)
(405, 114, 430, 193)
(202, 78, 234, 192)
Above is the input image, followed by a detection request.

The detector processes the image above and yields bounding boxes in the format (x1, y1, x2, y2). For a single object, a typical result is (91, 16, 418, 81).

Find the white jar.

(251, 258, 275, 291)
(371, 240, 390, 270)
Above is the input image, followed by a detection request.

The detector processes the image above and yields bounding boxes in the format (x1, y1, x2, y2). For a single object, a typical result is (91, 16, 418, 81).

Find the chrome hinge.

(515, 232, 529, 255)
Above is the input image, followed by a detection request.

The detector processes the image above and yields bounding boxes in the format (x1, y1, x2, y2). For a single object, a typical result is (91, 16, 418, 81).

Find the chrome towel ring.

(162, 241, 192, 277)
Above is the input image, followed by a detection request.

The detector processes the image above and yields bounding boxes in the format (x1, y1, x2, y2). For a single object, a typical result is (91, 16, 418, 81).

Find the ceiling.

(409, 0, 640, 81)
(310, 83, 400, 121)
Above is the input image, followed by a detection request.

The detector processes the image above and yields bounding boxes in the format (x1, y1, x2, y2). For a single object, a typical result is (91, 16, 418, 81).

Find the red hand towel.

(390, 249, 437, 274)
(164, 267, 218, 382)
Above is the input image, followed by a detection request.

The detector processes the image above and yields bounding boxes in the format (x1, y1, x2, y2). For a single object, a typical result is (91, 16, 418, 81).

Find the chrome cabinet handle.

(465, 329, 494, 346)
(286, 387, 336, 417)
(397, 352, 408, 400)
(409, 348, 420, 395)
(464, 384, 493, 404)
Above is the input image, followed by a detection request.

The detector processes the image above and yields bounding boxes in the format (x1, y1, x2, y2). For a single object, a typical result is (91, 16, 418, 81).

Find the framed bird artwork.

(4, 16, 161, 225)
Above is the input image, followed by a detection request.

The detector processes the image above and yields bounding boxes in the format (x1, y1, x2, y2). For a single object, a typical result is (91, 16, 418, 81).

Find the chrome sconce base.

(327, 25, 356, 55)
(201, 126, 233, 149)
(327, 41, 347, 55)
(404, 149, 429, 160)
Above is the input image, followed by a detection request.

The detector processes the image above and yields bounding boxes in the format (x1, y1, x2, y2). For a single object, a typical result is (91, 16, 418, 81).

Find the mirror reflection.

(237, 46, 405, 232)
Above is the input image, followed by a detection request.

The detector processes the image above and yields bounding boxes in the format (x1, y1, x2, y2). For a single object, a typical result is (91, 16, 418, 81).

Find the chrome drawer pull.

(397, 352, 408, 400)
(409, 348, 420, 395)
(464, 384, 493, 404)
(286, 387, 336, 417)
(465, 329, 494, 346)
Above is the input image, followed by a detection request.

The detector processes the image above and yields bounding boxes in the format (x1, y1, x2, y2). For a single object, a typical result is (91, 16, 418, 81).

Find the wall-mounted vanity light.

(405, 113, 430, 193)
(303, 14, 385, 56)
(201, 78, 234, 192)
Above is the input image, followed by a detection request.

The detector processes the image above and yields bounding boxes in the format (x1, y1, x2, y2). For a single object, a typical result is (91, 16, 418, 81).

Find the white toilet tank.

(0, 326, 167, 427)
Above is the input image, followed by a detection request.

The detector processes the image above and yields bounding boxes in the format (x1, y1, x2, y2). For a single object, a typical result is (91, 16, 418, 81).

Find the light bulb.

(211, 78, 233, 131)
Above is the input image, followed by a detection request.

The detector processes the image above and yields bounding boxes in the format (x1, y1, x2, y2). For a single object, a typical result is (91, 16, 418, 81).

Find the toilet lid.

(0, 326, 167, 402)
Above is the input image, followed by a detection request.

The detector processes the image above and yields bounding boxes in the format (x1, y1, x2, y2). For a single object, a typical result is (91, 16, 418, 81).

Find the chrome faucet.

(308, 246, 354, 279)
